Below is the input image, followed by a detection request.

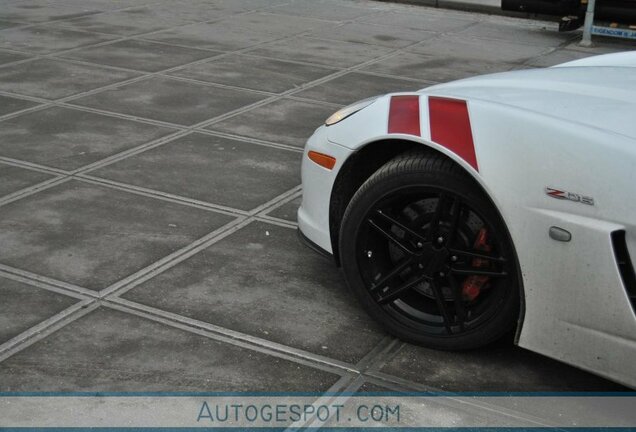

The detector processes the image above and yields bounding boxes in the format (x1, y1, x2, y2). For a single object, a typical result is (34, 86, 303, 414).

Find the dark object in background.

(502, 0, 636, 30)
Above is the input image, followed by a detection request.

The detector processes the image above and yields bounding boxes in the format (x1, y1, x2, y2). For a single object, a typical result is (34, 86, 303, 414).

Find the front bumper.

(296, 228, 332, 259)
(297, 125, 353, 255)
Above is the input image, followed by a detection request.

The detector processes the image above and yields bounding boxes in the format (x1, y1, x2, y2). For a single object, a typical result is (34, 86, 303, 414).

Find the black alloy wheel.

(339, 151, 520, 350)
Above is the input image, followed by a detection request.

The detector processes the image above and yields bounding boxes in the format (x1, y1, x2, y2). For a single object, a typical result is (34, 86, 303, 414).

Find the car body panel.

(298, 52, 636, 387)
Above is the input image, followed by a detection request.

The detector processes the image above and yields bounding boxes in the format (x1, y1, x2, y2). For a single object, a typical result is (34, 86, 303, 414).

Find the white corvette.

(298, 52, 636, 388)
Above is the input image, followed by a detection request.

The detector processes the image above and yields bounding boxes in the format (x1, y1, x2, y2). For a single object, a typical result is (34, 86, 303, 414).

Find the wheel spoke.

(448, 275, 466, 332)
(367, 218, 416, 256)
(445, 197, 462, 246)
(428, 193, 448, 239)
(451, 268, 508, 278)
(370, 257, 415, 292)
(375, 210, 428, 245)
(429, 280, 453, 334)
(448, 248, 506, 264)
(377, 274, 430, 305)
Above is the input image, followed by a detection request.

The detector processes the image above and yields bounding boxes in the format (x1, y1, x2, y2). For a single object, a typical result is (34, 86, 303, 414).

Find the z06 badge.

(545, 187, 594, 206)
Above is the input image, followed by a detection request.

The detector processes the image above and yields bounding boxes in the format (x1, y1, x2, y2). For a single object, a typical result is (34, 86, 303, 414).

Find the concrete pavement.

(0, 0, 633, 402)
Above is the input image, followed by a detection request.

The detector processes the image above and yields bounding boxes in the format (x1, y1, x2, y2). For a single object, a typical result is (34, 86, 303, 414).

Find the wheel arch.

(328, 137, 526, 341)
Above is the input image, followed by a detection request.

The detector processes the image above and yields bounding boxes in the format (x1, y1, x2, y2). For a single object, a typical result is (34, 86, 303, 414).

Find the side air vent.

(611, 230, 636, 313)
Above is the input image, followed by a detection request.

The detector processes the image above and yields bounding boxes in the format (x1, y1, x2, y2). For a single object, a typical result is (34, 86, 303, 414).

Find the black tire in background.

(339, 150, 520, 350)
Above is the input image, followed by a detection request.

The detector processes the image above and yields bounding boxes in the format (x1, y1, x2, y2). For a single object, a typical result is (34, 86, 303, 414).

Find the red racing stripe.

(388, 95, 421, 136)
(428, 96, 478, 171)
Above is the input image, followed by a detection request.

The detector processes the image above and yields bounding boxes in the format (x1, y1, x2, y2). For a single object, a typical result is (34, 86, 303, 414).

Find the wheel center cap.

(421, 247, 449, 276)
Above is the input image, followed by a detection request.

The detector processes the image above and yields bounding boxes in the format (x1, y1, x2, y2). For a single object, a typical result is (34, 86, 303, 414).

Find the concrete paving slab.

(0, 307, 340, 391)
(308, 22, 436, 49)
(0, 25, 116, 54)
(207, 98, 334, 148)
(193, 0, 289, 13)
(225, 12, 334, 37)
(356, 10, 478, 33)
(0, 58, 139, 99)
(266, 0, 378, 21)
(59, 39, 218, 73)
(169, 54, 336, 94)
(0, 48, 31, 65)
(0, 276, 78, 345)
(246, 36, 394, 68)
(90, 133, 301, 211)
(0, 3, 100, 24)
(116, 1, 244, 23)
(456, 19, 576, 48)
(381, 342, 628, 391)
(122, 221, 386, 363)
(266, 196, 301, 222)
(408, 34, 549, 63)
(52, 7, 197, 36)
(0, 94, 39, 116)
(0, 180, 235, 290)
(48, 0, 154, 9)
(524, 48, 594, 67)
(0, 163, 54, 198)
(0, 106, 175, 170)
(362, 51, 516, 83)
(144, 21, 283, 52)
(295, 72, 427, 105)
(72, 76, 266, 125)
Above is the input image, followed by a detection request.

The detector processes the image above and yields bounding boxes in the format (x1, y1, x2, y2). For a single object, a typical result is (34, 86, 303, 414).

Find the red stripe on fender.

(428, 96, 478, 171)
(388, 95, 421, 136)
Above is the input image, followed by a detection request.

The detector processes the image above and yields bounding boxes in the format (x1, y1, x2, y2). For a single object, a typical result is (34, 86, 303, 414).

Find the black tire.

(339, 150, 520, 350)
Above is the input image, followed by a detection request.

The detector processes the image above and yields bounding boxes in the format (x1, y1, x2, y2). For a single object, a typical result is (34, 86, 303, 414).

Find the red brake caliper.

(461, 227, 491, 301)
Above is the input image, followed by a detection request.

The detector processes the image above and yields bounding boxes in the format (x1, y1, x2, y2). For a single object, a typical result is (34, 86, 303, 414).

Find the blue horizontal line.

(1, 428, 635, 431)
(0, 391, 633, 397)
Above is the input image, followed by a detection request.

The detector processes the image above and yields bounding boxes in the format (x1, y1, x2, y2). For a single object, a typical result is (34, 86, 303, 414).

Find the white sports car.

(298, 51, 636, 388)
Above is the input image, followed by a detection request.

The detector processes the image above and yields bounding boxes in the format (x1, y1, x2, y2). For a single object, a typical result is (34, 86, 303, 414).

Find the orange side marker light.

(308, 151, 336, 170)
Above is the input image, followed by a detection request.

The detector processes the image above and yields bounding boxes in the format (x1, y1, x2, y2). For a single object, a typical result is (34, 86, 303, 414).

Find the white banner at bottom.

(0, 394, 635, 429)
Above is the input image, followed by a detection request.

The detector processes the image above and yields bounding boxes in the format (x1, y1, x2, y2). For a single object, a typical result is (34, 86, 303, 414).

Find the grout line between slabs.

(0, 263, 99, 299)
(99, 185, 302, 298)
(290, 337, 398, 429)
(0, 155, 68, 175)
(75, 175, 250, 217)
(362, 370, 556, 427)
(0, 300, 100, 363)
(287, 336, 398, 430)
(98, 217, 251, 298)
(0, 270, 92, 301)
(102, 299, 354, 376)
(0, 176, 67, 207)
(254, 215, 298, 229)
